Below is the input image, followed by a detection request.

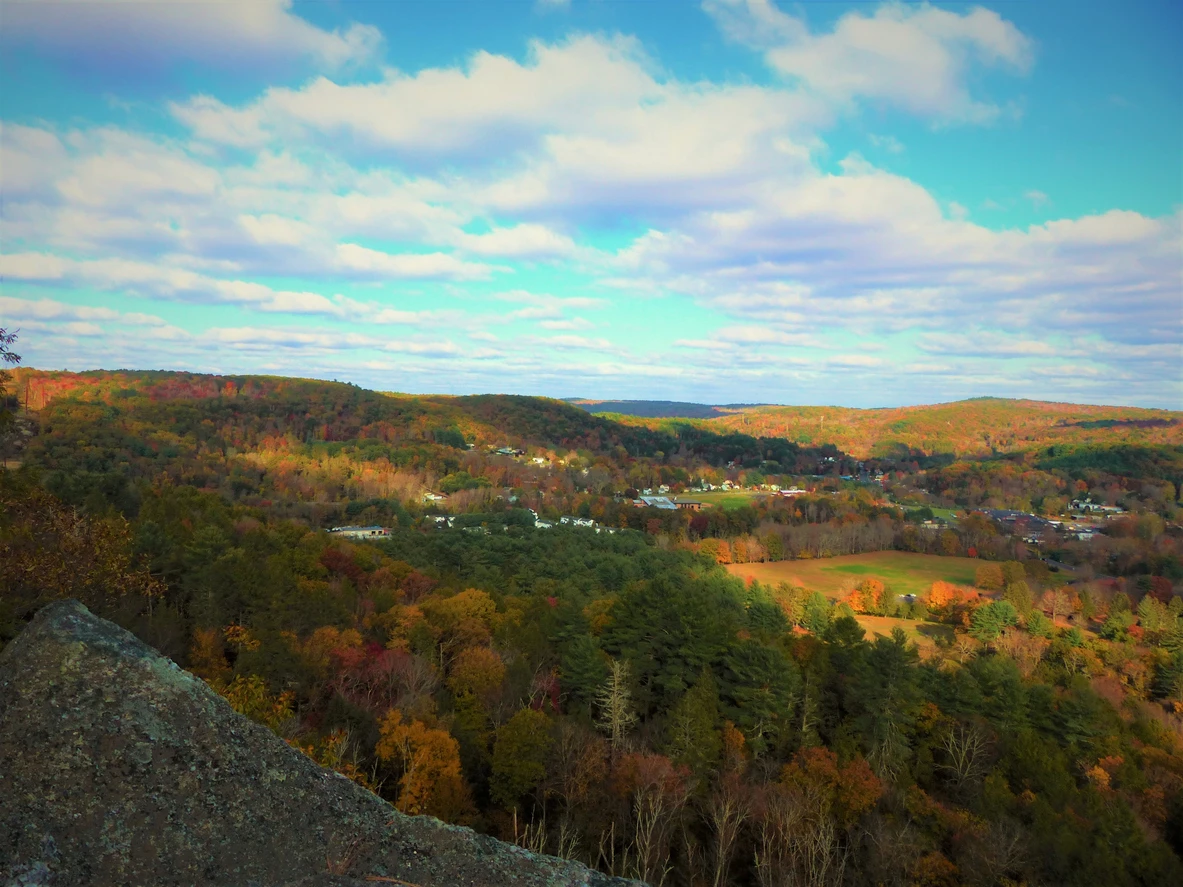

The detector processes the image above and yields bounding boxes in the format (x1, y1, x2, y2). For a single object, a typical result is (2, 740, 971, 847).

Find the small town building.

(328, 526, 390, 539)
(778, 487, 808, 497)
(636, 496, 677, 510)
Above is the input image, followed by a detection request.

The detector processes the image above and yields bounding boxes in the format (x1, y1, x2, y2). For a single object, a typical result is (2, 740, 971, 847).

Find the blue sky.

(1, 0, 1179, 408)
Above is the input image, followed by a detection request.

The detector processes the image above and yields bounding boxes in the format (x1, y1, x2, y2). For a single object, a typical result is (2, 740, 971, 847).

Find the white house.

(328, 526, 390, 539)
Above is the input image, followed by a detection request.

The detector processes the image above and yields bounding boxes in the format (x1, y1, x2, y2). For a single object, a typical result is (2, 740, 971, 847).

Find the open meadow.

(725, 551, 980, 599)
(691, 490, 768, 509)
(728, 552, 980, 654)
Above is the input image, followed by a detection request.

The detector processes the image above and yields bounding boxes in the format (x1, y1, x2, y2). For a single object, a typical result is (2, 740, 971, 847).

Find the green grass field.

(725, 551, 980, 599)
(692, 490, 768, 509)
(901, 505, 960, 520)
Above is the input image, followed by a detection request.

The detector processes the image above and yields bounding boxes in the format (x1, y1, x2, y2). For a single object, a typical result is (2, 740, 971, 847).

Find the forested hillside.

(611, 398, 1182, 460)
(3, 365, 1183, 886)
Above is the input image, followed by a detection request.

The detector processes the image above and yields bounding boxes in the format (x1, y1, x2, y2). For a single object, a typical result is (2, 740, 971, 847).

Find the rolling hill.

(605, 397, 1182, 460)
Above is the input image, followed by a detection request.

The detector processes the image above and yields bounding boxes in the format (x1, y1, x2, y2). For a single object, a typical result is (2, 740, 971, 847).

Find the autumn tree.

(0, 481, 164, 642)
(376, 708, 472, 822)
(219, 674, 294, 731)
(1001, 561, 1026, 587)
(755, 747, 881, 887)
(419, 588, 496, 666)
(974, 562, 1004, 591)
(846, 578, 887, 615)
(447, 645, 506, 703)
(612, 752, 691, 886)
(927, 580, 960, 611)
(1040, 586, 1075, 624)
(699, 538, 732, 565)
(189, 628, 231, 682)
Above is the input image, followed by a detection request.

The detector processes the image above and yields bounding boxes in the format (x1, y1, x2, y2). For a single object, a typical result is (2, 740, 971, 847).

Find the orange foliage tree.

(699, 538, 733, 565)
(846, 578, 887, 615)
(376, 708, 473, 822)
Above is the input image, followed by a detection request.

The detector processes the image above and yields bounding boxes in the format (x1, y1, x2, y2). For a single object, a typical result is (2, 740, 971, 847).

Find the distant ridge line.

(566, 399, 768, 419)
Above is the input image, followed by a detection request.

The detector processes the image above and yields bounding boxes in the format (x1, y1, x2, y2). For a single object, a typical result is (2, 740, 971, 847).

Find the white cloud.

(829, 354, 886, 368)
(496, 291, 607, 323)
(868, 133, 905, 153)
(0, 295, 190, 340)
(2, 0, 381, 71)
(918, 332, 1059, 358)
(0, 253, 341, 315)
(1025, 189, 1050, 208)
(175, 35, 661, 158)
(334, 244, 503, 280)
(239, 214, 319, 248)
(4, 21, 1178, 406)
(705, 0, 1033, 123)
(452, 224, 577, 259)
(0, 124, 69, 198)
(538, 318, 592, 331)
(534, 335, 614, 351)
(610, 153, 1181, 352)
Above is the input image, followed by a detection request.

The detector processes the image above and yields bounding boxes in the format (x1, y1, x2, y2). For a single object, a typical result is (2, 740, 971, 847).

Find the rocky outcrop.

(0, 600, 639, 887)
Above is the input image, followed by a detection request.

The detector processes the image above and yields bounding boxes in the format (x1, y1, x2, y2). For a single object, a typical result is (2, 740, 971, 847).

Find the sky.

(1, 0, 1180, 409)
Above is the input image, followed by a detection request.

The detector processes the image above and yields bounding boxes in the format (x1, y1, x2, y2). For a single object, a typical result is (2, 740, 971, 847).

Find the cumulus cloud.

(704, 0, 1033, 123)
(538, 318, 592, 331)
(0, 295, 190, 340)
(4, 18, 1178, 406)
(0, 124, 70, 199)
(334, 244, 504, 280)
(175, 35, 661, 159)
(452, 224, 578, 259)
(610, 155, 1181, 351)
(2, 0, 381, 72)
(496, 291, 607, 323)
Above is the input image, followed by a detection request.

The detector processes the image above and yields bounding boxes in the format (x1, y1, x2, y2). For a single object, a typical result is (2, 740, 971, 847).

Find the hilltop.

(2, 367, 1182, 887)
(605, 397, 1182, 460)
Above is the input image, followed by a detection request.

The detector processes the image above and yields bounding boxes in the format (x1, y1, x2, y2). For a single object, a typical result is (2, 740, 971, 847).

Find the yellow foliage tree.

(188, 628, 230, 682)
(300, 625, 363, 671)
(447, 646, 506, 701)
(219, 674, 294, 731)
(0, 483, 164, 633)
(699, 538, 732, 564)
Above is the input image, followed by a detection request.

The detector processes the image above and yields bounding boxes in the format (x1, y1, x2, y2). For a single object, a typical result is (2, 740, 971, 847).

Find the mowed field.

(727, 552, 979, 656)
(725, 551, 980, 599)
(691, 490, 769, 509)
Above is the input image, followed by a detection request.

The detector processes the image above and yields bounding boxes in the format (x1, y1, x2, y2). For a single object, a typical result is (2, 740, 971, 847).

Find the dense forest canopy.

(3, 364, 1183, 886)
